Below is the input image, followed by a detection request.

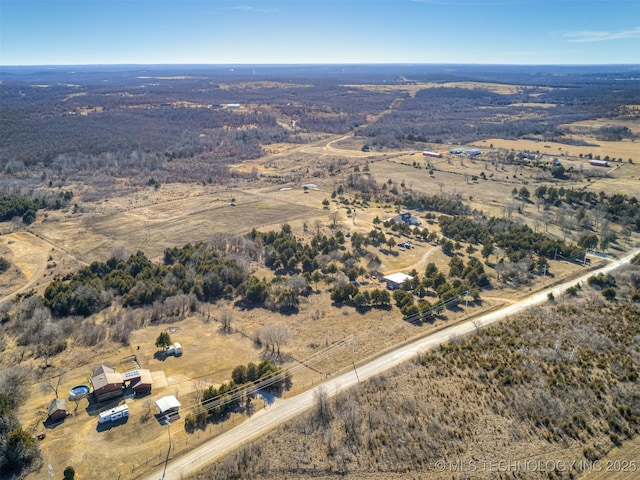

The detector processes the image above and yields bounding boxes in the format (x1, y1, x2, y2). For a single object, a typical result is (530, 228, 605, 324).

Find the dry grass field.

(190, 276, 640, 480)
(475, 137, 638, 165)
(2, 76, 639, 479)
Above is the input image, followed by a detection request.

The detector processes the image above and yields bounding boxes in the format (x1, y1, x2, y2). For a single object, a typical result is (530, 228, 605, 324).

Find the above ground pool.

(69, 385, 90, 400)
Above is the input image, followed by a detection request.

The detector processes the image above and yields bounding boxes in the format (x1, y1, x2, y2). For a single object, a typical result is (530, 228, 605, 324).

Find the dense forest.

(2, 65, 638, 185)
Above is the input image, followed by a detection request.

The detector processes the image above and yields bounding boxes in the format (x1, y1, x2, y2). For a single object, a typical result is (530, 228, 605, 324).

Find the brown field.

(29, 188, 322, 262)
(475, 137, 639, 163)
(342, 81, 555, 96)
(563, 118, 640, 135)
(3, 110, 639, 479)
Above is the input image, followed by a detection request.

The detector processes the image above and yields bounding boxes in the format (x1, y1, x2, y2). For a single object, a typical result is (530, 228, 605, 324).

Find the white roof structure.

(383, 273, 414, 284)
(155, 395, 181, 414)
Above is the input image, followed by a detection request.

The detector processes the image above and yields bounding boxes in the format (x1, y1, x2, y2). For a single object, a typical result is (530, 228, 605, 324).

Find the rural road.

(143, 248, 639, 480)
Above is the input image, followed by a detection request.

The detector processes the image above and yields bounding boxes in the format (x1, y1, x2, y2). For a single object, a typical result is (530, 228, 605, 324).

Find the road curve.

(143, 249, 639, 480)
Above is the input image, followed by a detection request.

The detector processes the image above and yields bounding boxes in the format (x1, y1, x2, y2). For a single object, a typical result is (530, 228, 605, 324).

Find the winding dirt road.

(142, 249, 639, 480)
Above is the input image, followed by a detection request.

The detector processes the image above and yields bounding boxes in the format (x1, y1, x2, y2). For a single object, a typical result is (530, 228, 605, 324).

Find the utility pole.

(161, 416, 172, 480)
(351, 336, 360, 383)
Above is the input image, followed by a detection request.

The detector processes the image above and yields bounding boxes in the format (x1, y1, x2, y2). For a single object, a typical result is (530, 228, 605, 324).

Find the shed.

(463, 148, 482, 157)
(383, 272, 414, 290)
(90, 365, 124, 402)
(173, 342, 183, 355)
(156, 395, 181, 415)
(47, 398, 68, 421)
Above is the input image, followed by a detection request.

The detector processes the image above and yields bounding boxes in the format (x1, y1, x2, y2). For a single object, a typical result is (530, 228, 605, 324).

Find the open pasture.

(31, 189, 322, 262)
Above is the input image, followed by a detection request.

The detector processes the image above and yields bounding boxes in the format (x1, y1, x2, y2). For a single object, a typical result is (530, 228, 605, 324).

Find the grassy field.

(2, 99, 639, 479)
(189, 272, 640, 480)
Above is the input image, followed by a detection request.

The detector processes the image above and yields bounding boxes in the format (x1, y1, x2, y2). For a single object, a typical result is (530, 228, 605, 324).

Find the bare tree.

(330, 209, 340, 227)
(288, 274, 309, 295)
(259, 325, 292, 356)
(110, 246, 127, 261)
(220, 309, 233, 334)
(140, 399, 152, 423)
(0, 365, 33, 408)
(314, 386, 333, 427)
(43, 370, 64, 399)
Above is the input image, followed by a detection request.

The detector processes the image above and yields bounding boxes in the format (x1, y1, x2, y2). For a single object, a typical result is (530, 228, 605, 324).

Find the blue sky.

(1, 0, 639, 65)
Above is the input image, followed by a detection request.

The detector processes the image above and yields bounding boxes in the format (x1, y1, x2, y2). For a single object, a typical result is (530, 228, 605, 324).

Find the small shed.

(383, 272, 414, 290)
(47, 398, 68, 421)
(156, 395, 181, 415)
(173, 342, 183, 355)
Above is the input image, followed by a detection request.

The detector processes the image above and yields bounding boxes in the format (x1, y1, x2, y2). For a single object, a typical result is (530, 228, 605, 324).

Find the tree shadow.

(153, 351, 169, 361)
(259, 350, 293, 365)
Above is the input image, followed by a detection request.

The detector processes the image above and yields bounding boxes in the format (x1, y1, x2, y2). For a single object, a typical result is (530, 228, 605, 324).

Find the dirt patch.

(0, 231, 83, 302)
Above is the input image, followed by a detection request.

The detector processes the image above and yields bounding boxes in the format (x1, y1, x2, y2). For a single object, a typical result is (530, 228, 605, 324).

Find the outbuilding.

(47, 398, 68, 422)
(155, 395, 181, 415)
(383, 272, 414, 290)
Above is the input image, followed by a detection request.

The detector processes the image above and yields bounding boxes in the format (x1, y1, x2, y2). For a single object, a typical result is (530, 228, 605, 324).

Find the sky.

(1, 0, 639, 65)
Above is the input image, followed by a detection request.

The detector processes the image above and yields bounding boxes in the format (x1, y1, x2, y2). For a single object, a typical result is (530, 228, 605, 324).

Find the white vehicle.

(98, 404, 129, 424)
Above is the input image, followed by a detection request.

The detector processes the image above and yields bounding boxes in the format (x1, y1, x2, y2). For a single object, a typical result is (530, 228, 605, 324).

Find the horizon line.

(2, 62, 640, 68)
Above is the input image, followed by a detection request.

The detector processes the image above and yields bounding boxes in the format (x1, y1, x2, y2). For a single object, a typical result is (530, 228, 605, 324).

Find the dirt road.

(0, 232, 49, 303)
(142, 249, 640, 480)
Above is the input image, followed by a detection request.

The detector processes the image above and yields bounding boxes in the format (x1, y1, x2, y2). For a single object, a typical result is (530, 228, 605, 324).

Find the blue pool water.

(69, 385, 90, 399)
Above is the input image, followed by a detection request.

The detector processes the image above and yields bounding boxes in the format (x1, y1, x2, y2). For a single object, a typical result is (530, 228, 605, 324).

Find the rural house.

(90, 365, 124, 402)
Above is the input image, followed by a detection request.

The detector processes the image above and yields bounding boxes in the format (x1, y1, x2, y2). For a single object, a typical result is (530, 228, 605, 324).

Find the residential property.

(383, 272, 414, 290)
(90, 365, 124, 403)
(393, 212, 420, 226)
(463, 148, 482, 157)
(47, 398, 68, 422)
